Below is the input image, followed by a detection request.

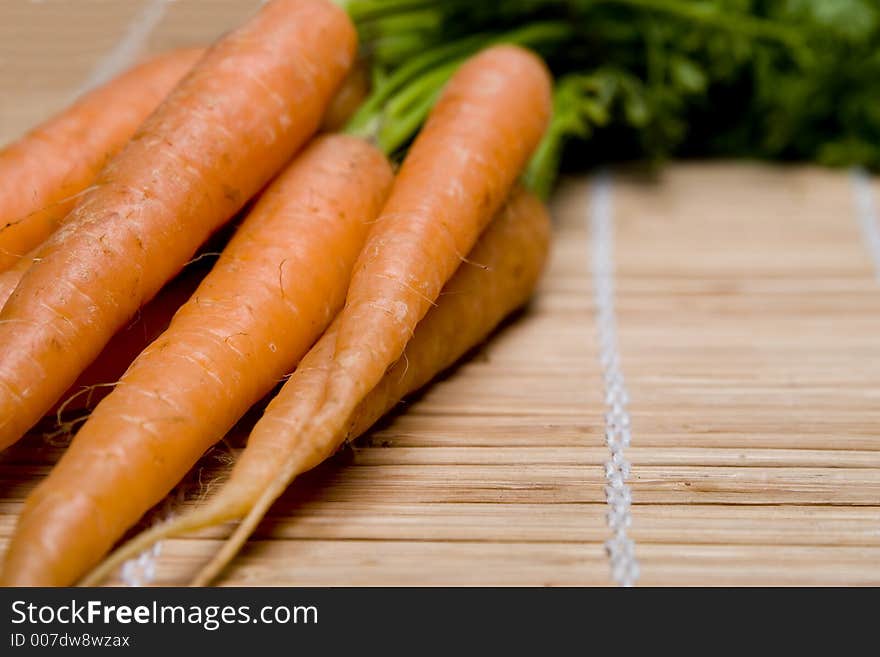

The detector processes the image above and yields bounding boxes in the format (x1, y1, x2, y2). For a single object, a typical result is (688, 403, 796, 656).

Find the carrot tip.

(79, 501, 232, 586)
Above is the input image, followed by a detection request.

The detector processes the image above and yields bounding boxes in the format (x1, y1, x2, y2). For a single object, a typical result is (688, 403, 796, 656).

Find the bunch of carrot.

(0, 0, 553, 586)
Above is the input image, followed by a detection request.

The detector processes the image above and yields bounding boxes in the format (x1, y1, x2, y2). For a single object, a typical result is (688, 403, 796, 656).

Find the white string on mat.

(589, 171, 640, 587)
(851, 168, 880, 284)
(69, 0, 169, 100)
(118, 487, 184, 587)
(120, 540, 162, 587)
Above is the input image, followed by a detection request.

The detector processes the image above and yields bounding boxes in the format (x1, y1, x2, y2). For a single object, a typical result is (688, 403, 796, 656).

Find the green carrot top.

(343, 0, 880, 197)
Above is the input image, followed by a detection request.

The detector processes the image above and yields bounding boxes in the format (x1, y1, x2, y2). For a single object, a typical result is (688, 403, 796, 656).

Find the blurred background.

(5, 0, 880, 177)
(0, 1, 260, 145)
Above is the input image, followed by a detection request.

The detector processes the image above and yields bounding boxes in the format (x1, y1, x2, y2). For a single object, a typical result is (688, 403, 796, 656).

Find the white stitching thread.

(119, 488, 182, 587)
(851, 168, 880, 284)
(120, 540, 162, 587)
(70, 0, 169, 100)
(590, 171, 640, 587)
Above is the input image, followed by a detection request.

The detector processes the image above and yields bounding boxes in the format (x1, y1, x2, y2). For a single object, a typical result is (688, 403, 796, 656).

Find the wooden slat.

(6, 538, 865, 586)
(5, 461, 878, 506)
(9, 503, 879, 548)
(9, 444, 880, 470)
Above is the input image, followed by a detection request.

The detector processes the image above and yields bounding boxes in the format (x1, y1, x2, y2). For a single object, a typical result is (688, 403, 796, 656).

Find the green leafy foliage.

(342, 0, 880, 192)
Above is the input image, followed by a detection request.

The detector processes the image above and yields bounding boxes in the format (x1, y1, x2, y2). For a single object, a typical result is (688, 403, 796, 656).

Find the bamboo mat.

(1, 1, 880, 586)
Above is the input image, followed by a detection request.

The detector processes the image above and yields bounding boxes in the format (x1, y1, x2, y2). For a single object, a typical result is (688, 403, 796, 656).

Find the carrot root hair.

(189, 468, 299, 586)
(78, 500, 233, 587)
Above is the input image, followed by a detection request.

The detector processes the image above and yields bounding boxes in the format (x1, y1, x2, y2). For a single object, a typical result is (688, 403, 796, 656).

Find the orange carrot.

(0, 134, 392, 587)
(175, 46, 550, 583)
(0, 0, 356, 451)
(317, 45, 549, 426)
(0, 48, 204, 272)
(0, 253, 29, 310)
(50, 224, 240, 415)
(83, 187, 551, 586)
(0, 57, 368, 312)
(51, 265, 208, 415)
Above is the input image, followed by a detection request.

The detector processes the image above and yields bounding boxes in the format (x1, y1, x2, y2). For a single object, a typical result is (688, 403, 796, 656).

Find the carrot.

(51, 265, 208, 415)
(279, 44, 551, 476)
(0, 48, 204, 272)
(0, 254, 29, 310)
(124, 45, 550, 586)
(0, 54, 368, 314)
(82, 186, 551, 587)
(0, 0, 357, 451)
(0, 135, 393, 587)
(49, 222, 240, 415)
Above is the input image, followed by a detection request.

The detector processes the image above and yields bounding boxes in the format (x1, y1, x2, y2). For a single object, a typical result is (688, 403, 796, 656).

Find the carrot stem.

(346, 22, 571, 151)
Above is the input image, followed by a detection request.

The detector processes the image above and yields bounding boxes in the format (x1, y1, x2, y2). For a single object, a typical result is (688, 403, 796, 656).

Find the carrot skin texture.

(347, 194, 551, 437)
(0, 0, 357, 450)
(52, 266, 207, 414)
(0, 57, 368, 313)
(322, 45, 551, 428)
(1, 135, 392, 586)
(183, 46, 552, 540)
(0, 255, 28, 310)
(80, 188, 551, 586)
(52, 223, 238, 414)
(0, 48, 204, 272)
(243, 188, 551, 491)
(83, 47, 552, 583)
